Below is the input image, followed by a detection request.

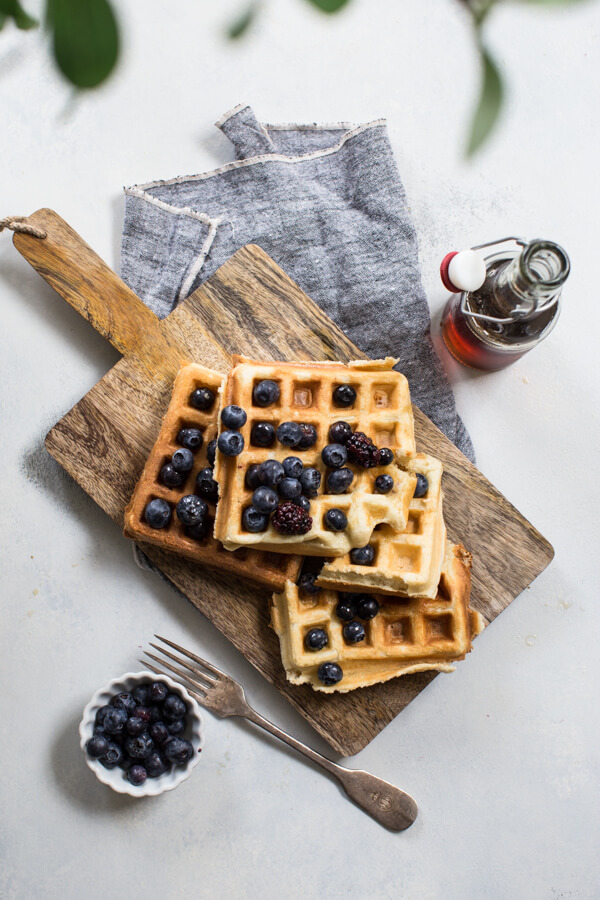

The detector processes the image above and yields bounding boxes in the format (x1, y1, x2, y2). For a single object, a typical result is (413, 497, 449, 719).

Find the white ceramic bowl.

(79, 670, 204, 797)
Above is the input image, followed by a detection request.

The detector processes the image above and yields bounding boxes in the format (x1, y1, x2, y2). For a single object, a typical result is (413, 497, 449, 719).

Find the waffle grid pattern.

(271, 543, 485, 692)
(317, 454, 446, 599)
(213, 357, 417, 556)
(123, 363, 302, 591)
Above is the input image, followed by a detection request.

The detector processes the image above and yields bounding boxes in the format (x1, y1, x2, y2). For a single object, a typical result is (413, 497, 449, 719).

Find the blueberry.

(163, 694, 187, 720)
(177, 428, 203, 452)
(86, 734, 109, 758)
(149, 722, 170, 745)
(221, 405, 247, 429)
(343, 621, 366, 643)
(299, 467, 321, 498)
(171, 447, 194, 473)
(245, 464, 262, 490)
(329, 421, 352, 444)
(326, 468, 354, 494)
(357, 595, 380, 619)
(134, 706, 152, 724)
(132, 685, 150, 706)
(333, 385, 356, 407)
(189, 387, 215, 411)
(125, 716, 146, 737)
(125, 732, 154, 760)
(414, 473, 429, 498)
(103, 707, 128, 734)
(317, 663, 343, 686)
(148, 682, 168, 703)
(296, 424, 318, 450)
(294, 495, 311, 514)
(145, 751, 169, 778)
(375, 474, 394, 493)
(378, 448, 394, 466)
(298, 572, 320, 595)
(95, 705, 111, 726)
(167, 718, 186, 736)
(148, 705, 162, 724)
(324, 508, 348, 531)
(163, 737, 194, 766)
(206, 439, 217, 467)
(218, 430, 245, 456)
(350, 545, 375, 566)
(278, 477, 302, 500)
(144, 499, 171, 529)
(321, 443, 348, 469)
(111, 691, 136, 715)
(251, 422, 276, 447)
(196, 467, 219, 504)
(258, 459, 285, 487)
(276, 421, 303, 447)
(252, 486, 279, 514)
(176, 494, 208, 527)
(304, 628, 329, 651)
(186, 518, 211, 541)
(242, 506, 269, 533)
(282, 456, 303, 479)
(160, 463, 185, 488)
(127, 765, 147, 786)
(335, 596, 357, 621)
(252, 379, 280, 407)
(99, 742, 124, 769)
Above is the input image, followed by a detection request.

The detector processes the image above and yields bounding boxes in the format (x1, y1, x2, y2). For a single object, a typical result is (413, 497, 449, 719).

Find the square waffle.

(123, 363, 302, 592)
(271, 542, 485, 693)
(213, 357, 417, 557)
(316, 453, 446, 600)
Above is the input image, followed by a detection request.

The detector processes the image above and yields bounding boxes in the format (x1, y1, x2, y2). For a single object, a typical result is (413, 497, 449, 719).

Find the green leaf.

(305, 0, 352, 13)
(47, 0, 119, 89)
(466, 46, 504, 157)
(0, 0, 38, 30)
(227, 3, 257, 40)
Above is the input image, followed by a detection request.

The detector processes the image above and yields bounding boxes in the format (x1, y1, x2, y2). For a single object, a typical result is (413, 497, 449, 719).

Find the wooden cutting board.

(13, 208, 554, 756)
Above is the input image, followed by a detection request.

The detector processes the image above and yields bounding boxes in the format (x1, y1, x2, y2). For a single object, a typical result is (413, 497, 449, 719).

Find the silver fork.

(142, 635, 418, 832)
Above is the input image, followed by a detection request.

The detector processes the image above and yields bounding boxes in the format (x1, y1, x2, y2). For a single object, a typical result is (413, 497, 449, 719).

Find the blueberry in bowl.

(79, 671, 204, 797)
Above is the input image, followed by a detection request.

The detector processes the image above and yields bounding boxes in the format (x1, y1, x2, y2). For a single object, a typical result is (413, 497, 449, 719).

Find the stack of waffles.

(124, 356, 485, 693)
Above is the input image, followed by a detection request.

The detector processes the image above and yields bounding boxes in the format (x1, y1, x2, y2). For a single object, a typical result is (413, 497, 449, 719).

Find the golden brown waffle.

(123, 363, 302, 592)
(271, 542, 485, 693)
(213, 357, 417, 556)
(317, 453, 446, 600)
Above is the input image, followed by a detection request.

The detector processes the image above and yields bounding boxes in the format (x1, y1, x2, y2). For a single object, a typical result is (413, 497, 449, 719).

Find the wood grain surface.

(14, 209, 554, 756)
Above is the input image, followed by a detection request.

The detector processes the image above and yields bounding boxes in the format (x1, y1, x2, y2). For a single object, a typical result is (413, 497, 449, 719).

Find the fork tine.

(148, 642, 217, 686)
(142, 652, 210, 697)
(154, 634, 227, 679)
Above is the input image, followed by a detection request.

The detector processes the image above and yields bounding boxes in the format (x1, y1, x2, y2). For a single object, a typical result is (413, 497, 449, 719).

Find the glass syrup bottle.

(441, 238, 570, 371)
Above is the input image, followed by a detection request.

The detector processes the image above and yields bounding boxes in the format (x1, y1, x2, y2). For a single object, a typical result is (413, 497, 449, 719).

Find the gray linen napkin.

(121, 103, 473, 461)
(121, 104, 474, 574)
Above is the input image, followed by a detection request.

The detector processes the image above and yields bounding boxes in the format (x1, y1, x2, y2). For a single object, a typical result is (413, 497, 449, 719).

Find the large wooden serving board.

(13, 209, 554, 756)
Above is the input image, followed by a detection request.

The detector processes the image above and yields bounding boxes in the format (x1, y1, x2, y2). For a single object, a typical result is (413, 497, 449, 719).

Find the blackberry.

(271, 501, 312, 536)
(345, 431, 381, 468)
(295, 423, 318, 450)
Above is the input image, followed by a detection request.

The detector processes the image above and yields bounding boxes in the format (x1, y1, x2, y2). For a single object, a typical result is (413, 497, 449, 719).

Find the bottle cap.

(440, 249, 486, 293)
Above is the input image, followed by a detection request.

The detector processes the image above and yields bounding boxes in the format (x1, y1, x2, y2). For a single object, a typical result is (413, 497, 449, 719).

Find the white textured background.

(1, 1, 599, 898)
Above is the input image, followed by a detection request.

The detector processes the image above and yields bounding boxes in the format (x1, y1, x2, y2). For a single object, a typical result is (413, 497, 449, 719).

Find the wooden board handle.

(12, 208, 185, 373)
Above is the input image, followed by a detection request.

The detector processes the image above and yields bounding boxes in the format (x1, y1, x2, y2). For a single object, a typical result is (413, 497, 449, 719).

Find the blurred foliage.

(0, 0, 591, 154)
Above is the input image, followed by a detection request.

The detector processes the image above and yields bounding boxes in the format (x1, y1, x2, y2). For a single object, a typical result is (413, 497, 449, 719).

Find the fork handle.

(242, 707, 418, 832)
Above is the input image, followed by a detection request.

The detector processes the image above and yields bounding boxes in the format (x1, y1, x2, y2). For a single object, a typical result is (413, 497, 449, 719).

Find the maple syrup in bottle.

(441, 238, 570, 371)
